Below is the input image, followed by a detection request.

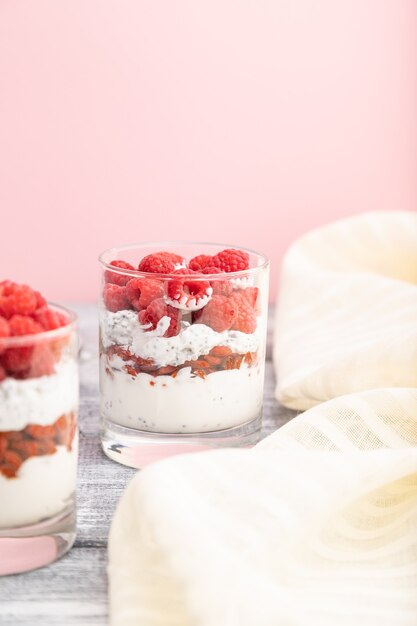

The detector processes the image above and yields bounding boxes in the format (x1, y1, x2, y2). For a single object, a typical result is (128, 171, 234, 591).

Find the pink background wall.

(1, 0, 416, 302)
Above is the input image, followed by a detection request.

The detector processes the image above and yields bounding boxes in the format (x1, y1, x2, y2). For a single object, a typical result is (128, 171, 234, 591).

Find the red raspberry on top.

(105, 260, 135, 287)
(126, 278, 164, 310)
(34, 291, 47, 310)
(0, 283, 38, 319)
(34, 307, 69, 331)
(189, 255, 213, 272)
(201, 266, 232, 297)
(0, 280, 17, 295)
(230, 292, 257, 334)
(138, 298, 180, 337)
(0, 317, 10, 339)
(138, 252, 185, 274)
(9, 315, 43, 336)
(194, 295, 237, 333)
(211, 249, 250, 273)
(103, 284, 131, 313)
(0, 316, 10, 356)
(166, 269, 212, 311)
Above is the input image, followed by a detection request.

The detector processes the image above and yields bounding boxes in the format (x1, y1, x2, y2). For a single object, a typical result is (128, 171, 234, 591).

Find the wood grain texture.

(0, 304, 296, 625)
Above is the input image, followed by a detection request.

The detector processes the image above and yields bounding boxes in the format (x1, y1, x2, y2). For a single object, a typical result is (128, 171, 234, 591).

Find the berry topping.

(126, 278, 164, 310)
(9, 315, 43, 336)
(34, 291, 47, 310)
(201, 266, 233, 296)
(0, 283, 38, 319)
(165, 269, 213, 311)
(230, 292, 257, 334)
(138, 252, 186, 274)
(34, 307, 69, 331)
(139, 298, 180, 337)
(1, 347, 34, 375)
(194, 295, 238, 332)
(103, 284, 131, 313)
(0, 317, 10, 339)
(189, 255, 214, 272)
(211, 249, 250, 273)
(239, 286, 259, 310)
(105, 260, 135, 287)
(0, 280, 72, 380)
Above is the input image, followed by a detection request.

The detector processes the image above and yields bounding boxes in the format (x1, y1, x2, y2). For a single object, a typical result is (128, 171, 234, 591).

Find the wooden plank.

(0, 304, 296, 624)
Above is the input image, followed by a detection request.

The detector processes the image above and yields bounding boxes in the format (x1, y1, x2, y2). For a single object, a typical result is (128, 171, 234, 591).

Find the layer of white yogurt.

(101, 310, 259, 367)
(0, 439, 78, 529)
(100, 356, 264, 433)
(0, 358, 79, 431)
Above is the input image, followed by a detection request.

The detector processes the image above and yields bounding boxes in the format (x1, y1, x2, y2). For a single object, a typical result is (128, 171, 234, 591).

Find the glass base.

(101, 415, 262, 469)
(0, 504, 76, 576)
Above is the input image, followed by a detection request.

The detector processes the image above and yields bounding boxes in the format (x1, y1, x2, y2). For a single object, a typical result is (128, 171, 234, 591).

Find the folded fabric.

(274, 211, 417, 410)
(108, 387, 417, 626)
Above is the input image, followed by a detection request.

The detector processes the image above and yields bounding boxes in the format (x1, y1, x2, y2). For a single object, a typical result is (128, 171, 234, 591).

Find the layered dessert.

(0, 281, 78, 529)
(100, 248, 267, 434)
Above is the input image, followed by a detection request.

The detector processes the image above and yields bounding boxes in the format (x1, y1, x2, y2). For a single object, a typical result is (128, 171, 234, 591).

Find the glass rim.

(98, 240, 270, 280)
(1, 303, 78, 347)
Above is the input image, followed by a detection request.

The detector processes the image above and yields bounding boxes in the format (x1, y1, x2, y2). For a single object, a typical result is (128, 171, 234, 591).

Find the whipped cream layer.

(101, 310, 259, 368)
(0, 438, 78, 528)
(230, 276, 254, 289)
(0, 358, 79, 431)
(101, 357, 264, 433)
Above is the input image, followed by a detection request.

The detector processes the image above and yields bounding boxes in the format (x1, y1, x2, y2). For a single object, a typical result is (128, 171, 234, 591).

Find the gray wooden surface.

(0, 304, 297, 625)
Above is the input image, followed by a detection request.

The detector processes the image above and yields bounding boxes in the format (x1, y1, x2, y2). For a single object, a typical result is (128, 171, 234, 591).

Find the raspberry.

(230, 293, 257, 334)
(139, 298, 180, 337)
(211, 249, 250, 273)
(103, 284, 131, 313)
(34, 291, 47, 310)
(0, 316, 10, 338)
(239, 287, 259, 310)
(194, 295, 237, 332)
(126, 278, 164, 310)
(9, 315, 43, 336)
(1, 347, 33, 375)
(0, 284, 38, 319)
(30, 344, 56, 377)
(138, 252, 185, 274)
(0, 363, 5, 381)
(105, 260, 135, 287)
(0, 281, 17, 295)
(201, 266, 232, 296)
(166, 269, 212, 311)
(189, 255, 213, 272)
(34, 307, 69, 331)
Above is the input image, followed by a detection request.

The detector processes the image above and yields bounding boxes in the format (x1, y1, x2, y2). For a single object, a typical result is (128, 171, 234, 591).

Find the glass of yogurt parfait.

(0, 281, 78, 575)
(99, 243, 269, 468)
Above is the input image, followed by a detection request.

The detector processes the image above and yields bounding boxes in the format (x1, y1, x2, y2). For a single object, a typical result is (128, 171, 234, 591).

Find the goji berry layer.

(0, 412, 76, 479)
(103, 344, 258, 380)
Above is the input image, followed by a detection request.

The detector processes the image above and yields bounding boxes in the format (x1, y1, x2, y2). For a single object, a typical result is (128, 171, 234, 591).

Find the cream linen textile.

(274, 211, 417, 410)
(109, 388, 417, 626)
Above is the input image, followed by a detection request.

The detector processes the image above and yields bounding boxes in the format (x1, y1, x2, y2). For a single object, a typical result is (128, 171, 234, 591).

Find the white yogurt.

(101, 310, 259, 368)
(0, 440, 78, 529)
(165, 290, 212, 311)
(100, 357, 264, 433)
(230, 277, 254, 289)
(0, 358, 79, 431)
